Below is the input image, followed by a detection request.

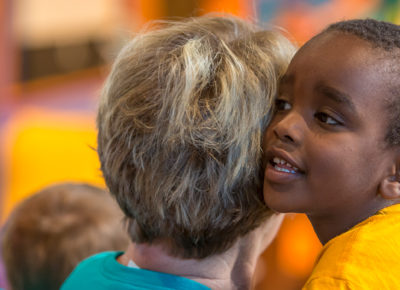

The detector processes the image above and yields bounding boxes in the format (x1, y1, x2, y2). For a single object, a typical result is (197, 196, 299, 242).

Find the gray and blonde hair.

(97, 16, 295, 258)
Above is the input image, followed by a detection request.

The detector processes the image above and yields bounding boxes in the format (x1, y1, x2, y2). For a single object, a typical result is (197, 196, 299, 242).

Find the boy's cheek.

(262, 127, 274, 146)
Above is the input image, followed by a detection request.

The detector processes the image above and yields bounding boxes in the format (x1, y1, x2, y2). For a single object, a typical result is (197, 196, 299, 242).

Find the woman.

(62, 15, 295, 290)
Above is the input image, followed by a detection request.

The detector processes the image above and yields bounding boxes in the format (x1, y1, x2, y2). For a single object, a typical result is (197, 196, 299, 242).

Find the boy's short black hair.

(322, 19, 400, 145)
(325, 19, 400, 51)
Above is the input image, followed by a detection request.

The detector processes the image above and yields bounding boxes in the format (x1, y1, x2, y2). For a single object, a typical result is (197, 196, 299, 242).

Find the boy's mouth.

(265, 150, 305, 184)
(270, 157, 299, 174)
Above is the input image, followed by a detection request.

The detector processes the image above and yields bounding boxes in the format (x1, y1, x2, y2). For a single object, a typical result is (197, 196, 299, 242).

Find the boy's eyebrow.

(316, 83, 356, 113)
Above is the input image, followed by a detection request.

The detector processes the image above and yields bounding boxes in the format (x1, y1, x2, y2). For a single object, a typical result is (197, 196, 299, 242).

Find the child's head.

(2, 183, 129, 290)
(263, 19, 400, 224)
(97, 16, 295, 259)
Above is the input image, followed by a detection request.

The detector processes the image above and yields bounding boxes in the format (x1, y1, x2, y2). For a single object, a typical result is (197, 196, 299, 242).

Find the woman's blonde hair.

(97, 16, 295, 258)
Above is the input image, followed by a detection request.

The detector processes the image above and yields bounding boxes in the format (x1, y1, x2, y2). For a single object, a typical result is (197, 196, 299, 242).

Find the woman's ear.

(380, 161, 400, 200)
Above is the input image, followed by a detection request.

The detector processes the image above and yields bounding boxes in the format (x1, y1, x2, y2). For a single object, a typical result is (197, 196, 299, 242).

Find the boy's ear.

(380, 161, 400, 200)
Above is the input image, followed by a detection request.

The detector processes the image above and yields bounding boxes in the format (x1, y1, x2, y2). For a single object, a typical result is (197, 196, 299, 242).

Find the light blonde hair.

(2, 183, 129, 290)
(97, 16, 295, 258)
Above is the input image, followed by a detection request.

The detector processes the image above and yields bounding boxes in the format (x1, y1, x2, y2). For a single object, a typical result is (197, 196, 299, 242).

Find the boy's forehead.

(287, 32, 392, 83)
(295, 33, 374, 64)
(283, 32, 396, 109)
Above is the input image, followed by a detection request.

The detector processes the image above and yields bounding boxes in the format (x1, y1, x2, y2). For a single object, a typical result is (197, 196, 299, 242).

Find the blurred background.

(0, 0, 399, 289)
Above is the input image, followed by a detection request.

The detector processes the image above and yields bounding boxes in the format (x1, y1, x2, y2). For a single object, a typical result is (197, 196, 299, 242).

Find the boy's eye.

(315, 112, 342, 126)
(275, 99, 292, 111)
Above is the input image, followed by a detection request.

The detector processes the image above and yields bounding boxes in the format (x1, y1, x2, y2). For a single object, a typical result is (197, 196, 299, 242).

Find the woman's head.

(97, 16, 295, 258)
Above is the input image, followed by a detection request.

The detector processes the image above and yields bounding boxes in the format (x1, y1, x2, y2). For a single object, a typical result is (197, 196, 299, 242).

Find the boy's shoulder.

(304, 204, 400, 289)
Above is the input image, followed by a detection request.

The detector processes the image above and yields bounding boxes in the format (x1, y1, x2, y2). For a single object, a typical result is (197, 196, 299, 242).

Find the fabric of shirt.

(61, 251, 211, 290)
(303, 203, 400, 289)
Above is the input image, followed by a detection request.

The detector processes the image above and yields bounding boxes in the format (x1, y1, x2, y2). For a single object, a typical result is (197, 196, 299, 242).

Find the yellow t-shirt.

(303, 203, 400, 290)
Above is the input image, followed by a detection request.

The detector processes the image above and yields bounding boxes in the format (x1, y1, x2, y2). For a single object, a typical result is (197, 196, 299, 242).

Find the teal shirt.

(61, 251, 210, 290)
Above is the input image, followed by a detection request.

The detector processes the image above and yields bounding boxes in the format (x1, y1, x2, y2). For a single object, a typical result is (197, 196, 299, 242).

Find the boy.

(2, 183, 129, 290)
(263, 19, 400, 289)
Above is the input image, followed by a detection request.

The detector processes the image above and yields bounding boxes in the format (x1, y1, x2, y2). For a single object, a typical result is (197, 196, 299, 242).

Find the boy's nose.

(273, 112, 304, 145)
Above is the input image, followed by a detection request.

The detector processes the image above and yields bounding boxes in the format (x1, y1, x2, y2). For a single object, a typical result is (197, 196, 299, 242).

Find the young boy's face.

(263, 32, 397, 219)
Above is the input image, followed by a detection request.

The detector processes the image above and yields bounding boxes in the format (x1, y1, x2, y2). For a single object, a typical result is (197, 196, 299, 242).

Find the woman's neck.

(118, 214, 284, 290)
(118, 241, 253, 290)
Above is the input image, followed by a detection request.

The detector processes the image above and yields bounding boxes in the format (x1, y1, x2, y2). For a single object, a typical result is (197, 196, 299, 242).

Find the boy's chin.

(263, 193, 302, 214)
(263, 182, 309, 214)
